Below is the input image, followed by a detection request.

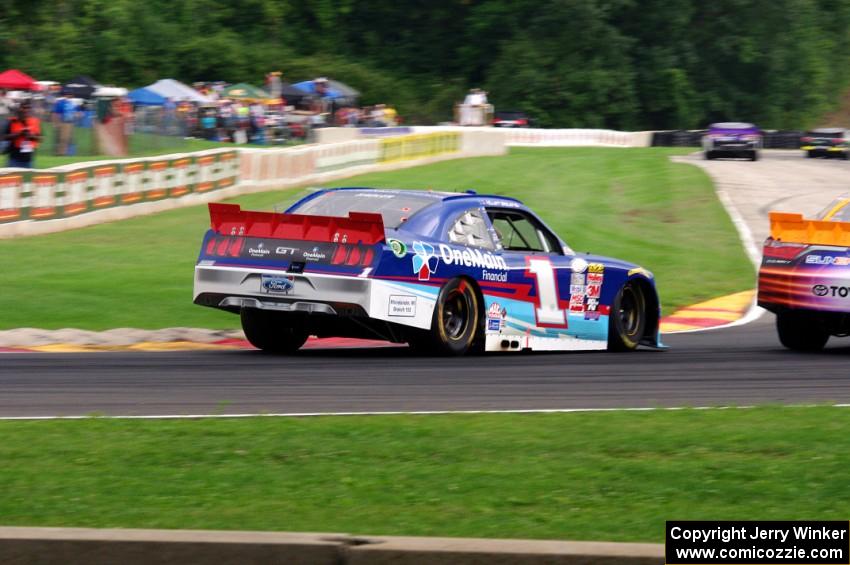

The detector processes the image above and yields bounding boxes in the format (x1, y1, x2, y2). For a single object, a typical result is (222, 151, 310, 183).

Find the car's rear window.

(496, 112, 525, 120)
(807, 130, 845, 138)
(817, 197, 850, 222)
(289, 190, 440, 228)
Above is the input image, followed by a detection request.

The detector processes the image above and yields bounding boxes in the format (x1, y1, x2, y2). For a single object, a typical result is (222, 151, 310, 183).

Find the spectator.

(371, 104, 387, 127)
(0, 89, 10, 153)
(4, 101, 42, 169)
(51, 92, 77, 156)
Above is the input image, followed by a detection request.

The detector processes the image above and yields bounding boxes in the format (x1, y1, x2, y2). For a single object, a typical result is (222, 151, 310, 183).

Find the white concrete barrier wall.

(0, 130, 504, 238)
(0, 125, 653, 238)
(410, 126, 653, 148)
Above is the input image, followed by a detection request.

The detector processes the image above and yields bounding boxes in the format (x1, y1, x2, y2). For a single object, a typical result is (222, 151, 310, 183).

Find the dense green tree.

(1, 0, 850, 129)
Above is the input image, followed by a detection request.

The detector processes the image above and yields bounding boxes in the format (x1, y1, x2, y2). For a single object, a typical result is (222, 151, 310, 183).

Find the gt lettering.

(527, 258, 566, 326)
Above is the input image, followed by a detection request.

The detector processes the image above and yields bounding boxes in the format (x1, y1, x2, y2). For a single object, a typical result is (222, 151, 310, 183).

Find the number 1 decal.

(527, 257, 567, 327)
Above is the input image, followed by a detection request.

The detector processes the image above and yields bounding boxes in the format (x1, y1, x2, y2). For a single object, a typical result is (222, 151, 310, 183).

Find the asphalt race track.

(2, 314, 850, 418)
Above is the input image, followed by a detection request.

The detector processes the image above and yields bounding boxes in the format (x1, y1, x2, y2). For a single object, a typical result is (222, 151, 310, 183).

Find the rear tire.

(750, 151, 759, 161)
(241, 308, 309, 353)
(411, 278, 481, 356)
(608, 281, 646, 351)
(704, 150, 714, 160)
(806, 151, 814, 158)
(776, 311, 829, 352)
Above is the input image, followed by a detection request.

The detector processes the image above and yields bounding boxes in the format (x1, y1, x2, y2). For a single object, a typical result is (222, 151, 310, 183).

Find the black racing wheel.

(411, 278, 481, 356)
(608, 281, 646, 351)
(776, 311, 829, 352)
(241, 308, 309, 353)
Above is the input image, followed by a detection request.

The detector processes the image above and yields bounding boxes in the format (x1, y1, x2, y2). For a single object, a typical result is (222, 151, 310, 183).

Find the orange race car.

(758, 195, 850, 350)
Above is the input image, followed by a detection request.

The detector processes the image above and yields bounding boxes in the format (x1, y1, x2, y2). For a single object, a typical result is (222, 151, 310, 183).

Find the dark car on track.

(492, 110, 531, 128)
(800, 128, 849, 159)
(702, 122, 762, 161)
(193, 188, 663, 355)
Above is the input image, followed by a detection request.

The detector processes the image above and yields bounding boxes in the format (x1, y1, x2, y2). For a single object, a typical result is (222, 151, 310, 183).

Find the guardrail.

(410, 126, 653, 148)
(0, 526, 665, 565)
(0, 125, 663, 237)
(0, 130, 493, 238)
(0, 149, 238, 225)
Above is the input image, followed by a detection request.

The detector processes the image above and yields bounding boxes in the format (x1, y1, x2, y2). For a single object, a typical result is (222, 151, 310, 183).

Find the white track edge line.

(2, 404, 849, 420)
(664, 155, 766, 333)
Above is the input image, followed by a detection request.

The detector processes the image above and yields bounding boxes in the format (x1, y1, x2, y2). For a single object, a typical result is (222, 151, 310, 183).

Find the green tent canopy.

(221, 83, 271, 101)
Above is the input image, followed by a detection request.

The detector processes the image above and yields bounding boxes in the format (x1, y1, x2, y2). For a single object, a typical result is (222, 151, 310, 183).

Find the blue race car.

(193, 188, 662, 355)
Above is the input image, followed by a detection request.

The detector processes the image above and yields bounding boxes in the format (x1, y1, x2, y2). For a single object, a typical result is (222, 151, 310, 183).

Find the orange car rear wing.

(769, 211, 850, 247)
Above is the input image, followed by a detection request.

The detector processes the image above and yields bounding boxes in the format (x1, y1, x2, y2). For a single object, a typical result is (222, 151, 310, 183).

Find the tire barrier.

(0, 149, 238, 225)
(0, 131, 498, 238)
(651, 130, 805, 149)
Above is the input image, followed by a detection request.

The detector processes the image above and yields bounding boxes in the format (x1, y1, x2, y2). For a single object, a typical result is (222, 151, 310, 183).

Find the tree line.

(3, 0, 849, 129)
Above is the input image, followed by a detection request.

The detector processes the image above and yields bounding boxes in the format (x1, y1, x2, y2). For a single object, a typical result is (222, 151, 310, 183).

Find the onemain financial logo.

(438, 244, 508, 270)
(666, 520, 849, 565)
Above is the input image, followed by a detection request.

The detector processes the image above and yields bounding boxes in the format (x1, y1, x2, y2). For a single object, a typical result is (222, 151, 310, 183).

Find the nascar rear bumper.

(707, 141, 759, 153)
(193, 264, 436, 330)
(802, 145, 847, 156)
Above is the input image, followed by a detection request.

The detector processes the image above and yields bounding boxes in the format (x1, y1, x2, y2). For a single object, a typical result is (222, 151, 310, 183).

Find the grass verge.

(0, 147, 754, 330)
(1, 407, 847, 541)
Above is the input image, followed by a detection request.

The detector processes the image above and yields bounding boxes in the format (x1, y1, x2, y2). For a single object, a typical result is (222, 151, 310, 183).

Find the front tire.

(241, 308, 309, 353)
(608, 281, 646, 351)
(776, 311, 829, 351)
(750, 151, 759, 161)
(704, 150, 714, 160)
(411, 278, 481, 355)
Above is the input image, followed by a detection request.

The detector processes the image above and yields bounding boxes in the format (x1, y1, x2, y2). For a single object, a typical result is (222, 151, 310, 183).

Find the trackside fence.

(651, 130, 805, 149)
(0, 150, 238, 225)
(0, 130, 482, 237)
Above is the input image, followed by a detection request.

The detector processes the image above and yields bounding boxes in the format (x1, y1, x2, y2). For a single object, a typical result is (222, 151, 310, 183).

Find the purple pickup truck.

(702, 122, 762, 161)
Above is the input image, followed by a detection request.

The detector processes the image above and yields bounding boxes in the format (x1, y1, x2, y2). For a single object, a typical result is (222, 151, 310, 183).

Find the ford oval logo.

(262, 276, 294, 294)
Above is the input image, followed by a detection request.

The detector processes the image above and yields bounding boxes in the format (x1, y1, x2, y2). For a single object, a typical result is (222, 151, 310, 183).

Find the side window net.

(448, 209, 495, 249)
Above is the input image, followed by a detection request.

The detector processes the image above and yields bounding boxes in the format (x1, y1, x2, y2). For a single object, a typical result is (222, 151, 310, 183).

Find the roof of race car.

(286, 187, 527, 236)
(295, 187, 524, 203)
(808, 127, 846, 135)
(708, 122, 757, 129)
(286, 187, 526, 229)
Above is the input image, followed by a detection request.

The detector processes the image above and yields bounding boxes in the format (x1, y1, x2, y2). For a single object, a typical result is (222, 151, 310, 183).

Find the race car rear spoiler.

(208, 203, 386, 245)
(769, 211, 850, 246)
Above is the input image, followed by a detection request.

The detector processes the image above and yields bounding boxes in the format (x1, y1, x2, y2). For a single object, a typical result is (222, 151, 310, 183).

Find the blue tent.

(128, 87, 167, 106)
(292, 80, 344, 99)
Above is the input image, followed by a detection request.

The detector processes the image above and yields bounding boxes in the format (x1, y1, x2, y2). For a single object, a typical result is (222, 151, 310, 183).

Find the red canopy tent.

(0, 69, 37, 90)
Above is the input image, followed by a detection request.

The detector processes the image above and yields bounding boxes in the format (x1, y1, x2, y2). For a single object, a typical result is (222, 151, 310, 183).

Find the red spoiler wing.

(208, 203, 385, 245)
